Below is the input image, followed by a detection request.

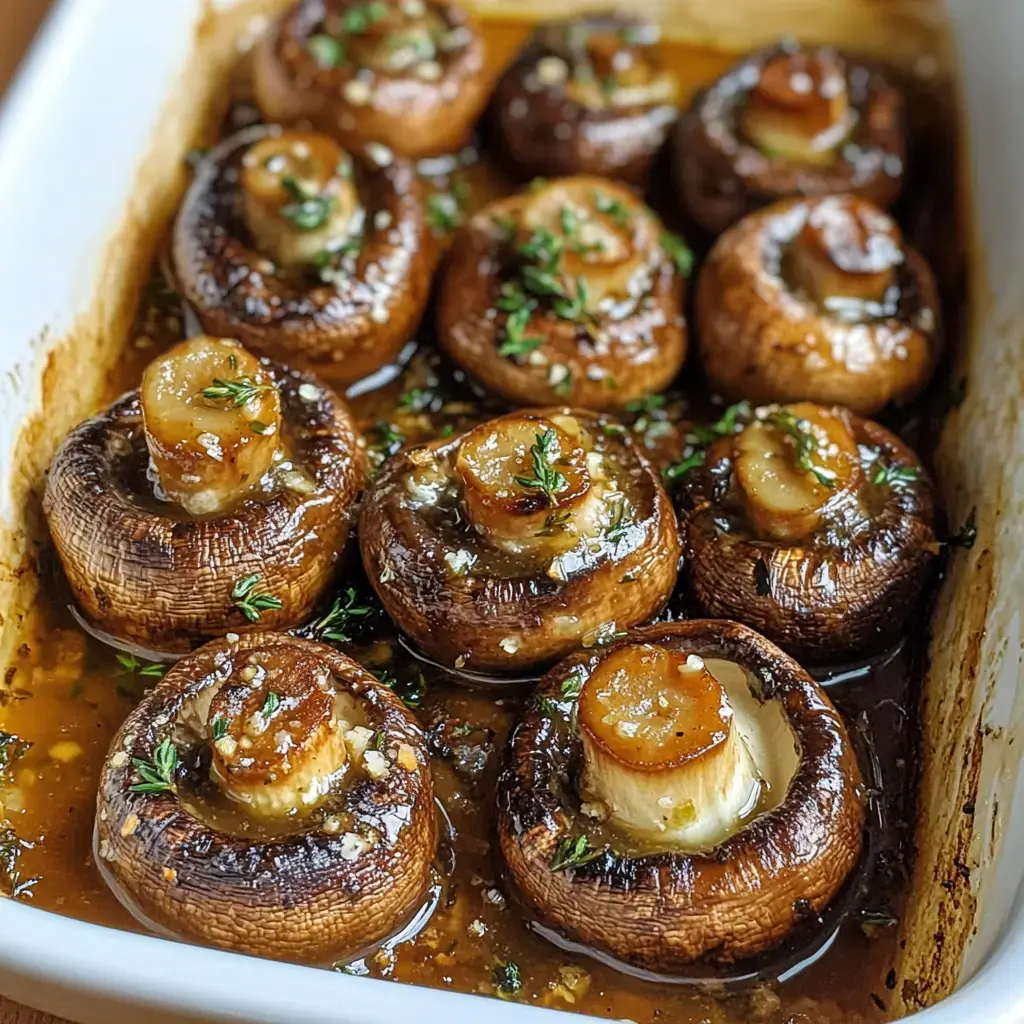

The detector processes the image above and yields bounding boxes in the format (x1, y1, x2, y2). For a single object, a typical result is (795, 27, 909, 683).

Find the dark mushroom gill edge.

(358, 407, 680, 673)
(497, 619, 865, 972)
(489, 14, 679, 184)
(672, 40, 906, 235)
(96, 632, 436, 963)
(43, 353, 367, 653)
(252, 0, 489, 159)
(173, 125, 435, 387)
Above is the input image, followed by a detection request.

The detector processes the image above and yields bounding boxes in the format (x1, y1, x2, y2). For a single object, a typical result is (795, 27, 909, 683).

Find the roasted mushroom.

(252, 0, 488, 159)
(677, 401, 937, 660)
(95, 632, 436, 962)
(359, 407, 680, 672)
(695, 194, 940, 415)
(498, 619, 865, 971)
(173, 126, 434, 387)
(489, 15, 678, 184)
(44, 336, 367, 653)
(437, 176, 690, 411)
(672, 40, 905, 235)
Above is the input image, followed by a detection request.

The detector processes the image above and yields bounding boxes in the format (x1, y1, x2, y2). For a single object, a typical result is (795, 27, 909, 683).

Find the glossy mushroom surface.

(489, 15, 678, 184)
(173, 126, 434, 387)
(95, 632, 436, 962)
(43, 337, 367, 653)
(359, 407, 680, 672)
(672, 40, 905, 235)
(678, 401, 937, 659)
(696, 194, 940, 415)
(252, 0, 488, 159)
(498, 619, 865, 971)
(438, 176, 689, 411)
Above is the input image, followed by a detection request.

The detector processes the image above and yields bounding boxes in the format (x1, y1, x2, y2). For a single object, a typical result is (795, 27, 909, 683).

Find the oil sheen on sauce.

(0, 17, 963, 1024)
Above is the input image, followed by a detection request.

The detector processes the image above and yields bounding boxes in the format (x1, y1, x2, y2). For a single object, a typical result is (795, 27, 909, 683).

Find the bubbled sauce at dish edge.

(0, 17, 964, 1024)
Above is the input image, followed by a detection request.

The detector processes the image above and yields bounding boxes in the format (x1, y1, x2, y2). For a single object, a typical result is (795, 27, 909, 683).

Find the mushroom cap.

(672, 41, 905, 235)
(43, 362, 367, 653)
(498, 619, 866, 971)
(488, 15, 679, 185)
(173, 125, 435, 387)
(95, 632, 436, 963)
(252, 0, 489, 159)
(358, 407, 680, 672)
(437, 178, 688, 411)
(678, 407, 937, 660)
(695, 195, 940, 415)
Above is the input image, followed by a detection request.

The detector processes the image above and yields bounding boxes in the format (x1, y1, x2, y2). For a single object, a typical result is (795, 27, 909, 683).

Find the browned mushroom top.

(676, 400, 937, 659)
(95, 632, 436, 963)
(173, 126, 435, 388)
(672, 40, 905, 235)
(488, 14, 679, 185)
(695, 194, 940, 415)
(252, 0, 488, 159)
(437, 176, 690, 411)
(43, 336, 367, 653)
(359, 407, 680, 673)
(498, 619, 865, 972)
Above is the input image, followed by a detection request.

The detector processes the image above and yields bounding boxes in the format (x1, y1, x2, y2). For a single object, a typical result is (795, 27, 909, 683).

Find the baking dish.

(0, 0, 1021, 1021)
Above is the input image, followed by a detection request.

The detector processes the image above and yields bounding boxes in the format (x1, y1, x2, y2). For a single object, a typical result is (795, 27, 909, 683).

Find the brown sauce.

(0, 15, 964, 1024)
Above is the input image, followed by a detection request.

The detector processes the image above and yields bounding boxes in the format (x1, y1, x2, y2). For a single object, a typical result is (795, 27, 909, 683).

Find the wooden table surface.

(2, 0, 72, 1018)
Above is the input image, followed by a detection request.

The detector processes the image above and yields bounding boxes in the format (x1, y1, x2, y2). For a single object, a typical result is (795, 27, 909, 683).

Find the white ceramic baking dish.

(0, 0, 1021, 1021)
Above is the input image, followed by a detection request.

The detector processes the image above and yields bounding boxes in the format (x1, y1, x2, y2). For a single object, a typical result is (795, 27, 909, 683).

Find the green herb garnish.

(311, 588, 375, 643)
(949, 507, 977, 549)
(498, 306, 544, 359)
(260, 692, 281, 720)
(872, 463, 921, 488)
(231, 574, 283, 623)
(550, 834, 603, 872)
(493, 960, 522, 996)
(372, 421, 404, 457)
(212, 717, 228, 742)
(661, 231, 694, 277)
(604, 498, 629, 543)
(592, 190, 631, 227)
(342, 0, 388, 34)
(427, 191, 463, 233)
(130, 738, 177, 794)
(115, 653, 165, 679)
(307, 33, 346, 68)
(663, 450, 706, 482)
(281, 176, 336, 231)
(762, 409, 836, 488)
(560, 670, 585, 700)
(515, 428, 568, 499)
(201, 376, 273, 408)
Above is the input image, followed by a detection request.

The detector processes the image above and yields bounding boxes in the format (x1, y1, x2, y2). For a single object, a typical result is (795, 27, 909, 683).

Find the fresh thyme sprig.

(310, 588, 375, 643)
(201, 376, 274, 408)
(115, 653, 165, 679)
(260, 692, 281, 720)
(493, 960, 522, 996)
(560, 669, 585, 700)
(514, 428, 568, 499)
(764, 409, 837, 488)
(231, 574, 283, 623)
(872, 462, 921, 488)
(662, 400, 751, 483)
(550, 834, 603, 872)
(130, 738, 177, 794)
(661, 231, 694, 276)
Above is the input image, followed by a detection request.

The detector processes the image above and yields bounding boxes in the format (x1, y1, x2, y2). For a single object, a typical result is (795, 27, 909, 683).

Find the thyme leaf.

(280, 176, 336, 231)
(201, 376, 273, 408)
(514, 428, 568, 499)
(115, 653, 165, 679)
(310, 588, 376, 644)
(550, 834, 603, 872)
(231, 574, 283, 623)
(130, 738, 177, 794)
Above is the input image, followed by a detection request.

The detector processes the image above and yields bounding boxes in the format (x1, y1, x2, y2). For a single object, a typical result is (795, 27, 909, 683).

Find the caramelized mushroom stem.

(733, 402, 861, 543)
(741, 48, 853, 165)
(578, 643, 762, 849)
(241, 130, 361, 269)
(207, 646, 358, 819)
(141, 337, 282, 516)
(453, 412, 606, 555)
(784, 193, 903, 312)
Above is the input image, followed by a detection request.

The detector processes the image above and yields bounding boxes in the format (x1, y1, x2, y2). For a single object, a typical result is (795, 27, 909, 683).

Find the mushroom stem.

(241, 131, 361, 270)
(741, 48, 853, 165)
(141, 337, 282, 516)
(784, 194, 904, 313)
(207, 645, 357, 819)
(454, 413, 605, 556)
(733, 402, 861, 543)
(577, 643, 762, 850)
